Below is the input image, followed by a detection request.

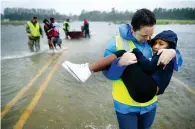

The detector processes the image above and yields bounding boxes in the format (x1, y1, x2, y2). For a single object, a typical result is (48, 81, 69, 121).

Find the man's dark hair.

(43, 19, 49, 23)
(50, 17, 54, 22)
(131, 8, 156, 31)
(33, 16, 37, 19)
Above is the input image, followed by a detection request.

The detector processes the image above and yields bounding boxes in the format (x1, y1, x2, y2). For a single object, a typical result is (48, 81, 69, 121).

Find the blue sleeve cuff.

(102, 58, 126, 80)
(174, 49, 183, 71)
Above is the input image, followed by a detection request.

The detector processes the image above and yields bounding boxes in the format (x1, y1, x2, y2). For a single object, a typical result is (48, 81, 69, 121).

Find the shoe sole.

(62, 62, 81, 82)
(64, 61, 88, 83)
(64, 61, 91, 83)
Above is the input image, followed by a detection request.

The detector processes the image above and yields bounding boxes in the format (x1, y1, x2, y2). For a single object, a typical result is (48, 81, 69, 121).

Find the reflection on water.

(1, 23, 195, 129)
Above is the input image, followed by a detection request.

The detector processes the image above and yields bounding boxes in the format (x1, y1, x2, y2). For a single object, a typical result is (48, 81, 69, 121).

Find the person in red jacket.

(50, 17, 62, 49)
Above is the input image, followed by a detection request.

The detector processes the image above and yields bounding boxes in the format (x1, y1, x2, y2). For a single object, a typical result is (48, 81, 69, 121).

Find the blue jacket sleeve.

(103, 58, 126, 80)
(174, 49, 183, 71)
(102, 38, 127, 80)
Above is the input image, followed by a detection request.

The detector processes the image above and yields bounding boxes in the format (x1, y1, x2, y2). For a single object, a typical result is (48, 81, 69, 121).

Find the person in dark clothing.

(43, 19, 53, 49)
(83, 19, 90, 38)
(62, 30, 181, 103)
(43, 18, 62, 50)
(43, 19, 51, 36)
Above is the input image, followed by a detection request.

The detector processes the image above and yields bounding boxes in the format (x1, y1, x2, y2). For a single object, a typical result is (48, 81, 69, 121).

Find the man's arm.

(26, 23, 31, 34)
(102, 38, 127, 80)
(157, 49, 183, 71)
(83, 23, 86, 30)
(44, 25, 47, 34)
(39, 24, 43, 36)
(63, 23, 65, 30)
(65, 23, 69, 31)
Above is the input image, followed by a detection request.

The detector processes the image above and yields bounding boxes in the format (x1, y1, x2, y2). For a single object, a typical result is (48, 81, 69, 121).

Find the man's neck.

(132, 31, 142, 43)
(31, 20, 36, 25)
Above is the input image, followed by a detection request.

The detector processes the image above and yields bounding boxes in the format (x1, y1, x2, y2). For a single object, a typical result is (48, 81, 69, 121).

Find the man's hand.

(118, 52, 137, 66)
(157, 49, 176, 69)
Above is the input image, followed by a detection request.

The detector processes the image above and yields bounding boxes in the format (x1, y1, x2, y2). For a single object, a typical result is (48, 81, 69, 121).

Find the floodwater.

(1, 22, 195, 129)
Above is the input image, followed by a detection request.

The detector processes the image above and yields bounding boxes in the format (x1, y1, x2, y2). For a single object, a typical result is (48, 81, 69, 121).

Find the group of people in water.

(26, 17, 90, 52)
(62, 8, 183, 129)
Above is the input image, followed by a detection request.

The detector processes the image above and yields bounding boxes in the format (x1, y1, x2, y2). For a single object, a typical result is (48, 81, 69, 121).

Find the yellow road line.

(13, 52, 66, 129)
(1, 55, 58, 119)
(172, 77, 195, 95)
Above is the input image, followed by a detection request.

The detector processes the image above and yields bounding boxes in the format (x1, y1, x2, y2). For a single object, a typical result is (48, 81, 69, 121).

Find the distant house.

(3, 19, 10, 22)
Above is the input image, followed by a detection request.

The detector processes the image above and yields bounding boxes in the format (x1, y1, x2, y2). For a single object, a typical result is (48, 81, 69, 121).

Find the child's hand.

(118, 52, 137, 66)
(157, 49, 176, 69)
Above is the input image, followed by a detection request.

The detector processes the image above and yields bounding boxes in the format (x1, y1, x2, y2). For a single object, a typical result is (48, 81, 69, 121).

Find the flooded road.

(1, 22, 195, 129)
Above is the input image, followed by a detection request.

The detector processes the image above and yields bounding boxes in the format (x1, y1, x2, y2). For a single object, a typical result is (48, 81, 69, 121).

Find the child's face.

(152, 39, 169, 53)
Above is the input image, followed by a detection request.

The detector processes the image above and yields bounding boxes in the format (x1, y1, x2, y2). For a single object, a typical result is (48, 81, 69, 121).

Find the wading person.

(26, 16, 43, 52)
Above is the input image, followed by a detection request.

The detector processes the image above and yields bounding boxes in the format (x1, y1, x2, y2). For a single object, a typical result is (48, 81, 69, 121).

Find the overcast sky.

(1, 0, 195, 15)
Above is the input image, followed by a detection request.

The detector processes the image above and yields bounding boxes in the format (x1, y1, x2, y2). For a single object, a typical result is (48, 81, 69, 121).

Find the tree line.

(1, 8, 77, 21)
(1, 7, 195, 21)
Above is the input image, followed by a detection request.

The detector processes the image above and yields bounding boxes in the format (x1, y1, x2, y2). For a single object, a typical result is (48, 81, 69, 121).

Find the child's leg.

(88, 54, 117, 72)
(48, 39, 52, 49)
(89, 50, 127, 72)
(121, 64, 157, 103)
(58, 44, 61, 48)
(62, 50, 126, 83)
(50, 37, 55, 50)
(58, 38, 62, 48)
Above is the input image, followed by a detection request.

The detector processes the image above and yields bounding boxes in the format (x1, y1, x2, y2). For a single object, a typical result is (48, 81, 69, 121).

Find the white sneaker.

(62, 61, 92, 83)
(62, 62, 81, 82)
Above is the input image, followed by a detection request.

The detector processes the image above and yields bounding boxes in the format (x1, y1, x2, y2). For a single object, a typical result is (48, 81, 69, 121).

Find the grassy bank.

(157, 20, 195, 24)
(1, 20, 27, 25)
(1, 19, 195, 25)
(113, 20, 195, 25)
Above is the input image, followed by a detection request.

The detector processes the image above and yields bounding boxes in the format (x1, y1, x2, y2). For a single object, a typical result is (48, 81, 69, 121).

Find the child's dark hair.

(131, 8, 156, 32)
